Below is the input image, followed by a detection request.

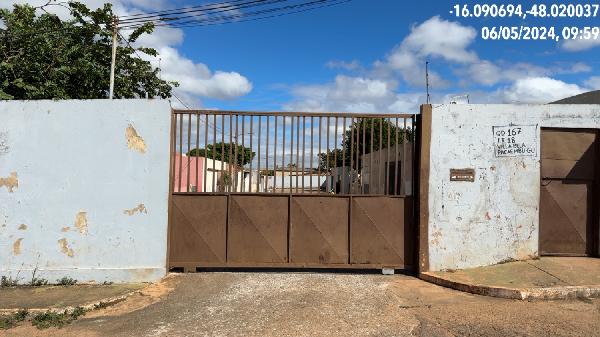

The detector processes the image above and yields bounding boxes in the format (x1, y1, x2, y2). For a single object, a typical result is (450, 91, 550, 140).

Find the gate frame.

(166, 108, 421, 272)
(538, 127, 600, 258)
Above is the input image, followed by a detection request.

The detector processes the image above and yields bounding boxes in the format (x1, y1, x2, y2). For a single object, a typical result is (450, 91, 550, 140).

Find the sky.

(2, 0, 600, 113)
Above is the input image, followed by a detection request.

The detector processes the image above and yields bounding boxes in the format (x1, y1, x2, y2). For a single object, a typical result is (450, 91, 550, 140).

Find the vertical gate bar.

(326, 117, 330, 194)
(302, 116, 306, 193)
(386, 118, 391, 195)
(266, 116, 270, 192)
(296, 116, 300, 193)
(310, 116, 314, 193)
(195, 113, 200, 193)
(178, 114, 183, 193)
(361, 118, 366, 194)
(274, 116, 278, 193)
(282, 116, 286, 192)
(257, 116, 261, 193)
(171, 113, 176, 193)
(379, 118, 383, 195)
(350, 117, 354, 194)
(341, 117, 347, 195)
(213, 114, 217, 193)
(196, 113, 201, 192)
(406, 115, 416, 195)
(229, 114, 233, 193)
(289, 115, 294, 192)
(234, 115, 239, 192)
(370, 119, 374, 195)
(318, 116, 322, 194)
(249, 115, 254, 191)
(203, 114, 208, 193)
(403, 117, 408, 195)
(173, 114, 179, 192)
(186, 113, 191, 193)
(334, 116, 338, 194)
(241, 116, 245, 192)
(221, 114, 225, 192)
(394, 117, 399, 196)
(354, 118, 360, 194)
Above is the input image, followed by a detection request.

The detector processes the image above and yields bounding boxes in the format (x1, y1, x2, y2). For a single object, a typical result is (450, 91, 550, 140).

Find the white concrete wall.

(428, 104, 600, 271)
(0, 100, 171, 283)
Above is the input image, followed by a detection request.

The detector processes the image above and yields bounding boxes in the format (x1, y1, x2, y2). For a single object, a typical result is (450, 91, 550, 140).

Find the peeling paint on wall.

(58, 238, 74, 257)
(0, 131, 8, 155)
(18, 224, 27, 230)
(0, 172, 18, 193)
(126, 124, 147, 154)
(74, 211, 88, 234)
(13, 238, 22, 255)
(124, 204, 147, 216)
(61, 227, 70, 232)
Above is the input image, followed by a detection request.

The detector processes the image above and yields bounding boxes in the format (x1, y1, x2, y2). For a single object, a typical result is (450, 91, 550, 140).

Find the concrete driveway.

(6, 271, 600, 337)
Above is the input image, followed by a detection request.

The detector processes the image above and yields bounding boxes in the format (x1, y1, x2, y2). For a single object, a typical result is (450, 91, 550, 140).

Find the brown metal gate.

(168, 110, 417, 271)
(540, 128, 599, 256)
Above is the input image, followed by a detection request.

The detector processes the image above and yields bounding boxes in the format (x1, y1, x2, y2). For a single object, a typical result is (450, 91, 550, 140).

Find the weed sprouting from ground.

(31, 307, 87, 330)
(0, 310, 29, 329)
(56, 277, 78, 286)
(28, 266, 48, 287)
(1, 276, 19, 288)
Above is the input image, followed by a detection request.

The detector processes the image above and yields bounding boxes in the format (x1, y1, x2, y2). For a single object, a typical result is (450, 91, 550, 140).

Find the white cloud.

(284, 75, 421, 113)
(284, 16, 478, 113)
(584, 76, 600, 90)
(562, 38, 600, 52)
(400, 16, 478, 64)
(0, 0, 252, 104)
(497, 77, 587, 103)
(379, 16, 477, 87)
(326, 60, 362, 71)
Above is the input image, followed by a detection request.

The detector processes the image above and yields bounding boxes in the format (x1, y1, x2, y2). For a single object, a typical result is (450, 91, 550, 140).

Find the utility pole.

(109, 16, 118, 99)
(425, 61, 430, 104)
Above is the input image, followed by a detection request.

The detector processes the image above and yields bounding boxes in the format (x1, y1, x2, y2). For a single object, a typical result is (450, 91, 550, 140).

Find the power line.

(119, 0, 256, 19)
(119, 0, 283, 24)
(120, 0, 349, 29)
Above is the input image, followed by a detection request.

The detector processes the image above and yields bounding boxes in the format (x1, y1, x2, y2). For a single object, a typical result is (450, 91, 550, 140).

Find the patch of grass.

(1, 276, 19, 288)
(56, 277, 77, 286)
(31, 307, 87, 330)
(0, 310, 29, 330)
(29, 277, 48, 287)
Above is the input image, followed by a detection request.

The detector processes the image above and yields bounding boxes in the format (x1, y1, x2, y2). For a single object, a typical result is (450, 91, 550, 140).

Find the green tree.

(0, 1, 177, 100)
(188, 142, 255, 166)
(318, 118, 413, 171)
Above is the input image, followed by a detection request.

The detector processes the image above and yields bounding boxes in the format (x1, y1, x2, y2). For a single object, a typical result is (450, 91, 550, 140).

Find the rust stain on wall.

(123, 204, 147, 216)
(61, 226, 70, 232)
(126, 124, 147, 154)
(0, 172, 18, 193)
(74, 211, 88, 234)
(431, 229, 443, 246)
(58, 238, 74, 257)
(13, 238, 22, 255)
(18, 224, 27, 230)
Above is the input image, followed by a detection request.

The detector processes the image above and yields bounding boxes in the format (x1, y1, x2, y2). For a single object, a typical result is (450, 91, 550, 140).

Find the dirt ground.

(4, 272, 600, 337)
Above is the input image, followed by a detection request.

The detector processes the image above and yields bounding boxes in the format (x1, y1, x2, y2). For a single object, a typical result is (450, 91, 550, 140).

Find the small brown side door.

(540, 129, 599, 256)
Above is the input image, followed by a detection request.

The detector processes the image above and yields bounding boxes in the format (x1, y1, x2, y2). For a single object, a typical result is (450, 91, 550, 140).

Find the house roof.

(550, 90, 600, 104)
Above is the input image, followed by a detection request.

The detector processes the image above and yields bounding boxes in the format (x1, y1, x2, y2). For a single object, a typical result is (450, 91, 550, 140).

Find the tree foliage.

(188, 142, 255, 166)
(0, 1, 177, 100)
(318, 118, 414, 171)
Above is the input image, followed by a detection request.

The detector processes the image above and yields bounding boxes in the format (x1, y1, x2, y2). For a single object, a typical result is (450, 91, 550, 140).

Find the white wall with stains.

(0, 100, 171, 283)
(427, 104, 600, 271)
